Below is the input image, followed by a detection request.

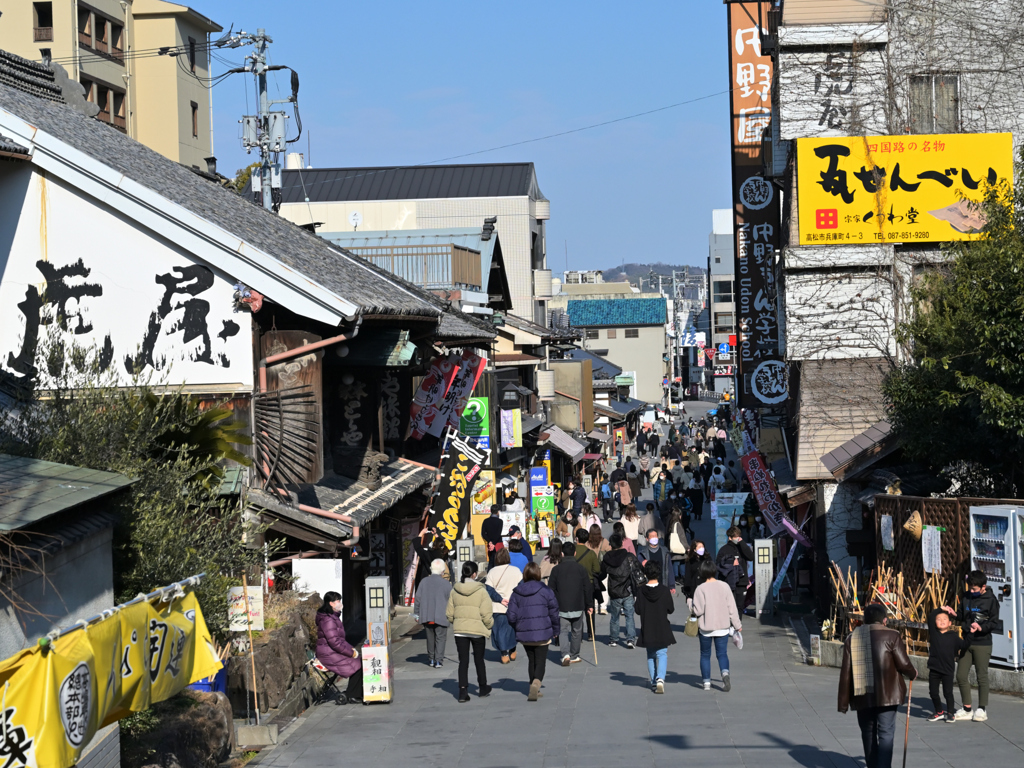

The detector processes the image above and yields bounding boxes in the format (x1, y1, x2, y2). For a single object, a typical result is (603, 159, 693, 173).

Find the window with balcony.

(606, 329, 617, 339)
(33, 3, 53, 42)
(78, 8, 92, 47)
(80, 77, 94, 102)
(713, 280, 734, 304)
(110, 23, 124, 59)
(909, 74, 959, 134)
(113, 91, 126, 131)
(95, 85, 110, 122)
(625, 328, 639, 339)
(585, 329, 599, 340)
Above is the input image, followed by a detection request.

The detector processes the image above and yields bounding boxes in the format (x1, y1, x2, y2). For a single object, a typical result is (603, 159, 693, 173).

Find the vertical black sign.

(727, 1, 788, 408)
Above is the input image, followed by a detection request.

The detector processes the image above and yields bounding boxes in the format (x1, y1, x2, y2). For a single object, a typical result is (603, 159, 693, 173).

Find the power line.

(272, 87, 735, 200)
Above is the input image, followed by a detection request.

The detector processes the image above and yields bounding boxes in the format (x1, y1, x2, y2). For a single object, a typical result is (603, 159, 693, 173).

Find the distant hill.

(598, 262, 706, 283)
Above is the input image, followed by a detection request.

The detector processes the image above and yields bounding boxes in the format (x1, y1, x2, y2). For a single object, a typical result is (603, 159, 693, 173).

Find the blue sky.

(205, 1, 732, 271)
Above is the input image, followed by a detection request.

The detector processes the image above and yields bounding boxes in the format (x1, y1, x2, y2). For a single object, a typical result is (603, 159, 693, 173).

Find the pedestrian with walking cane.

(838, 603, 918, 768)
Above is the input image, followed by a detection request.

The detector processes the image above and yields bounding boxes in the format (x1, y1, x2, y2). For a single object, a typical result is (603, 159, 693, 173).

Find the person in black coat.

(635, 560, 675, 693)
(548, 541, 594, 664)
(716, 527, 755, 617)
(480, 504, 504, 568)
(682, 539, 713, 600)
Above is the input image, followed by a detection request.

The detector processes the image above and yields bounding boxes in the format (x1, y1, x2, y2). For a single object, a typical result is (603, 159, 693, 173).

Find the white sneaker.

(703, 681, 711, 691)
(655, 679, 665, 694)
(953, 708, 973, 721)
(973, 708, 988, 722)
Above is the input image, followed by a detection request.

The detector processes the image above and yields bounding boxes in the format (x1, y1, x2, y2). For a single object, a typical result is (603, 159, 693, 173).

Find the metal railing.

(346, 243, 482, 289)
(34, 27, 53, 42)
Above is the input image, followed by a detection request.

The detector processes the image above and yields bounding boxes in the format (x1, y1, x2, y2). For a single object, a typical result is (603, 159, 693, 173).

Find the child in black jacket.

(926, 608, 966, 722)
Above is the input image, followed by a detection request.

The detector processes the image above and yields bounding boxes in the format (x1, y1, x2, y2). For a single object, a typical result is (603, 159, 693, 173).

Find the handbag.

(669, 523, 688, 555)
(684, 609, 700, 638)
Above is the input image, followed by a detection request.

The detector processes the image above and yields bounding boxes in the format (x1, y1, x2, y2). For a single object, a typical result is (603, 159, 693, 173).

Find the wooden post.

(241, 572, 260, 725)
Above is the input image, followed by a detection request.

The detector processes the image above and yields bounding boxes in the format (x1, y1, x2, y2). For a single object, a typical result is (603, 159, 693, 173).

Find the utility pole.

(158, 26, 301, 210)
(227, 28, 302, 212)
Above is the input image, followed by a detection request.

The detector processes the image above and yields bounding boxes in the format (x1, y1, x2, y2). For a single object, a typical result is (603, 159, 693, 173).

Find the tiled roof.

(0, 133, 28, 156)
(248, 458, 434, 543)
(0, 50, 64, 104)
(0, 77, 444, 319)
(566, 298, 667, 328)
(436, 309, 498, 343)
(0, 454, 133, 531)
(275, 163, 547, 204)
(562, 348, 622, 377)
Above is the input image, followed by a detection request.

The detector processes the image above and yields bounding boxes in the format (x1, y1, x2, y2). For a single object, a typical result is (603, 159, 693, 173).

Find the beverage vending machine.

(968, 506, 1023, 669)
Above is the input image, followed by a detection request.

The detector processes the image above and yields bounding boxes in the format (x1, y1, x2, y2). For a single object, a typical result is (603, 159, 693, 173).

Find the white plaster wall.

(779, 47, 888, 140)
(822, 480, 862, 573)
(0, 165, 253, 391)
(785, 270, 896, 359)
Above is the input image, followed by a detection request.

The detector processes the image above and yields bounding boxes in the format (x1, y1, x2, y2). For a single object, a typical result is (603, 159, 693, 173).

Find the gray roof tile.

(275, 163, 545, 204)
(0, 79, 444, 319)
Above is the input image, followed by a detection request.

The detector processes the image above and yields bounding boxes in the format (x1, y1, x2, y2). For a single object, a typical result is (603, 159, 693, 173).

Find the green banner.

(459, 396, 489, 437)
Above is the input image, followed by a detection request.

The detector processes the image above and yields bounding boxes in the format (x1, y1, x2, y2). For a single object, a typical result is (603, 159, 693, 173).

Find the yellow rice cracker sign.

(0, 588, 221, 768)
(796, 133, 1013, 245)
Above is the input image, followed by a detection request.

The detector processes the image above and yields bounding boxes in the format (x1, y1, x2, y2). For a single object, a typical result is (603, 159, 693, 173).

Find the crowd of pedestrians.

(308, 408, 1002, 768)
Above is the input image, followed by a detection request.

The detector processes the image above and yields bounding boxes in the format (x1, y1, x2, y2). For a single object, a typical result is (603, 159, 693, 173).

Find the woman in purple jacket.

(315, 591, 363, 704)
(506, 562, 560, 701)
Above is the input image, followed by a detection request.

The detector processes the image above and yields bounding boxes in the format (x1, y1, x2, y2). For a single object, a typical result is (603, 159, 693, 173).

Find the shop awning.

(539, 425, 587, 464)
(820, 420, 897, 481)
(587, 429, 611, 442)
(247, 457, 434, 548)
(521, 414, 544, 433)
(582, 453, 603, 461)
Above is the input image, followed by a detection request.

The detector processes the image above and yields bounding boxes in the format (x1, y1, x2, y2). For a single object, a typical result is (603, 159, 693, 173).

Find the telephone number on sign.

(875, 231, 931, 241)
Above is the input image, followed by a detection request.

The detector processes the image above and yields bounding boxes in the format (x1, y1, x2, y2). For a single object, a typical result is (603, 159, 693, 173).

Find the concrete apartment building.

(275, 162, 552, 324)
(0, 0, 220, 169)
(566, 297, 668, 404)
(708, 208, 737, 394)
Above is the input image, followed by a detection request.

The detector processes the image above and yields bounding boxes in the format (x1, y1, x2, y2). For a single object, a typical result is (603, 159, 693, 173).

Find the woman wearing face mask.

(682, 540, 713, 602)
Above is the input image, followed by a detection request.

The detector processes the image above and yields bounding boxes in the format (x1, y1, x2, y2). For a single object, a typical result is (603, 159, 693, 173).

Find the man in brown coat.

(838, 603, 918, 768)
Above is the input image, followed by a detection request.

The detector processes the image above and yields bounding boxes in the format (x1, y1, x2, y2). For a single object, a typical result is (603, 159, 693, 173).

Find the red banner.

(408, 354, 459, 439)
(740, 450, 786, 534)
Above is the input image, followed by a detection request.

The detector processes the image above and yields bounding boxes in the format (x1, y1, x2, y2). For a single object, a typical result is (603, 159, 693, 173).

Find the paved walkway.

(253, 412, 1024, 768)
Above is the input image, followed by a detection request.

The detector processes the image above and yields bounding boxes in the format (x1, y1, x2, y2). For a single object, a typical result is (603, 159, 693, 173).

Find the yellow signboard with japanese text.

(0, 588, 221, 768)
(796, 133, 1013, 245)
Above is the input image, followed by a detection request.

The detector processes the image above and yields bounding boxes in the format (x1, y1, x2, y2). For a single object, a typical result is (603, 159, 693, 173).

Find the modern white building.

(707, 209, 736, 393)
(274, 162, 551, 324)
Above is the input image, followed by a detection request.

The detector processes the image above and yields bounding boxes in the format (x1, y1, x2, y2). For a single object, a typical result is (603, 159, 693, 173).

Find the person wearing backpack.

(716, 527, 755, 617)
(598, 473, 614, 522)
(599, 532, 642, 648)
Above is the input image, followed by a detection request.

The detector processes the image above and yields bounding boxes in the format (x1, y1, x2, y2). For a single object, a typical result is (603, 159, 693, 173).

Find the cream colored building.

(0, 0, 220, 168)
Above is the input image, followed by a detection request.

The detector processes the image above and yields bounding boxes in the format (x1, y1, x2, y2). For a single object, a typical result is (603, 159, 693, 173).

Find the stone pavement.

(252, 412, 1024, 768)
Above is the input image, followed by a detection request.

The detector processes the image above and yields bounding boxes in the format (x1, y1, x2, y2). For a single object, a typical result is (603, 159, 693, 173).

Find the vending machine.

(968, 506, 1023, 669)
